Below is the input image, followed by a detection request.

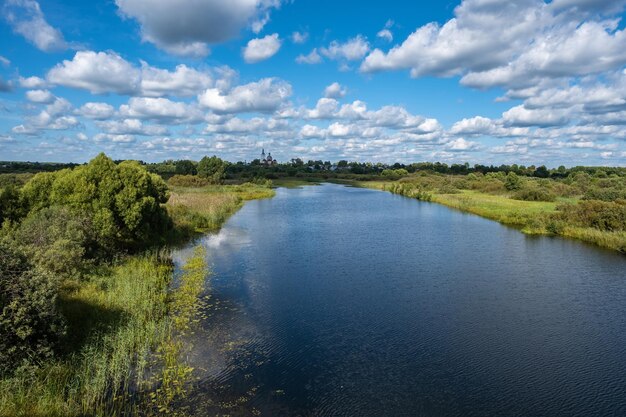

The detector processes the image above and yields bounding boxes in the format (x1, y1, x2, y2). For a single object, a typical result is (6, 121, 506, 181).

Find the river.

(173, 183, 626, 416)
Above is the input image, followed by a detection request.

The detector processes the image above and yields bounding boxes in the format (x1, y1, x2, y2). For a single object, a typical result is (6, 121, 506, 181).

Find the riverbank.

(351, 179, 626, 253)
(167, 182, 276, 237)
(0, 181, 275, 417)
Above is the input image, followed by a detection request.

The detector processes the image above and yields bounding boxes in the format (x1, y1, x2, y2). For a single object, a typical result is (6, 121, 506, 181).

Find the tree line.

(5, 157, 625, 181)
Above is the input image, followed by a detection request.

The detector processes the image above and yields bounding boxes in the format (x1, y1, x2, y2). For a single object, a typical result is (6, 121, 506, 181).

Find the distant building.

(261, 148, 277, 166)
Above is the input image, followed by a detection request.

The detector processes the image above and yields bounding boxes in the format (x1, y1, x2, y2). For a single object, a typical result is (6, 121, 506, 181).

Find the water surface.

(174, 183, 626, 416)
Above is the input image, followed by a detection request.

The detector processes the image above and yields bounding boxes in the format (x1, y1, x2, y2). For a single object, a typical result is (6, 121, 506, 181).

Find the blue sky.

(1, 0, 626, 166)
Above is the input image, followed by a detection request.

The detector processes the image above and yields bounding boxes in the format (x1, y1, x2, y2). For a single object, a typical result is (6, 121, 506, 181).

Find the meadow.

(354, 171, 626, 252)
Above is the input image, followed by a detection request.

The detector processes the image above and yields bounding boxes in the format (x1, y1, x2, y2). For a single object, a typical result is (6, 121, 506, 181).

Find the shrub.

(556, 200, 626, 232)
(504, 172, 522, 191)
(545, 219, 565, 235)
(21, 154, 171, 253)
(381, 169, 409, 179)
(0, 173, 33, 188)
(20, 171, 59, 212)
(512, 187, 557, 202)
(168, 175, 209, 188)
(438, 183, 460, 194)
(388, 182, 433, 201)
(0, 243, 65, 376)
(15, 206, 93, 277)
(0, 185, 26, 225)
(551, 182, 578, 198)
(582, 187, 626, 202)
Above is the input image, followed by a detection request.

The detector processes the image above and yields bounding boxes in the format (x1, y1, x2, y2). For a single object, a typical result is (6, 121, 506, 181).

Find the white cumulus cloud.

(25, 89, 55, 104)
(198, 78, 291, 113)
(3, 0, 67, 52)
(320, 35, 370, 61)
(47, 51, 141, 95)
(296, 49, 322, 64)
(243, 34, 282, 63)
(324, 82, 347, 98)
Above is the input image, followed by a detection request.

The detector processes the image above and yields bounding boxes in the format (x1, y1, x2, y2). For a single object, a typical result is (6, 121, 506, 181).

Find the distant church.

(261, 148, 277, 166)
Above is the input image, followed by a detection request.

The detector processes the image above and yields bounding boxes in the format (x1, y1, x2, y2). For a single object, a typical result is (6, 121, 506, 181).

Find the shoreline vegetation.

(1, 155, 624, 416)
(0, 155, 274, 416)
(347, 175, 625, 253)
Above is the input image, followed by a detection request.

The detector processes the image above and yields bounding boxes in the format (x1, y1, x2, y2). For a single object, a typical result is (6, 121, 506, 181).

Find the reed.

(167, 183, 275, 235)
(0, 253, 171, 417)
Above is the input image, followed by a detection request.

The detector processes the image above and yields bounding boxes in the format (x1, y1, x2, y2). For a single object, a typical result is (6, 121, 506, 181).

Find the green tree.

(0, 185, 26, 225)
(20, 154, 171, 254)
(197, 156, 226, 184)
(505, 172, 522, 191)
(0, 242, 66, 376)
(175, 160, 197, 175)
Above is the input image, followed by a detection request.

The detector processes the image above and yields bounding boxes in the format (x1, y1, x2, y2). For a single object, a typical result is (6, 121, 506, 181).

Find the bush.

(0, 243, 65, 376)
(168, 175, 209, 188)
(21, 154, 172, 254)
(504, 172, 522, 191)
(381, 169, 409, 179)
(582, 187, 626, 202)
(15, 206, 93, 277)
(438, 183, 460, 194)
(0, 185, 26, 225)
(0, 173, 33, 188)
(545, 219, 565, 235)
(556, 200, 626, 232)
(512, 187, 557, 202)
(388, 182, 433, 201)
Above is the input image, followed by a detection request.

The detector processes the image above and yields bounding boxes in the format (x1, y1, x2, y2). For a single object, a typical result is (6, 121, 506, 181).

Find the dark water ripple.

(174, 183, 626, 417)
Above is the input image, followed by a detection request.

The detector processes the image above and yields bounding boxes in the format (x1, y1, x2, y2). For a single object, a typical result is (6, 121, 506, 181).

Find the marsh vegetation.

(0, 154, 273, 416)
(357, 170, 626, 252)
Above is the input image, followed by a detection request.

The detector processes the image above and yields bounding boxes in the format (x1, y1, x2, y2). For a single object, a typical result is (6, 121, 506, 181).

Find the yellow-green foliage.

(0, 173, 33, 188)
(0, 253, 172, 417)
(358, 175, 626, 252)
(19, 153, 170, 252)
(148, 246, 208, 416)
(168, 175, 209, 188)
(167, 183, 275, 234)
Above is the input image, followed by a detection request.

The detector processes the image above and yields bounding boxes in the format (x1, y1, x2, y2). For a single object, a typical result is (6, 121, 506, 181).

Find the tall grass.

(167, 183, 275, 235)
(0, 253, 172, 417)
(0, 181, 275, 416)
(147, 246, 208, 415)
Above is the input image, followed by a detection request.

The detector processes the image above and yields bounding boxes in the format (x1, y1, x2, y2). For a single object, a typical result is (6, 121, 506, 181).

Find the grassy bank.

(146, 246, 208, 416)
(167, 182, 275, 236)
(271, 177, 321, 188)
(0, 253, 172, 417)
(355, 179, 626, 253)
(0, 179, 275, 416)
